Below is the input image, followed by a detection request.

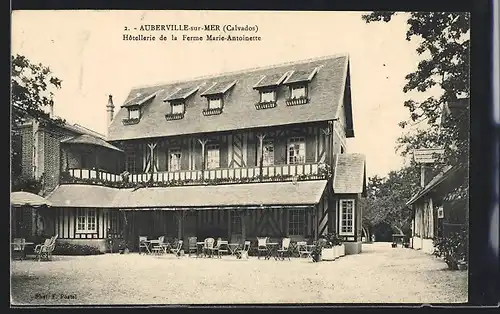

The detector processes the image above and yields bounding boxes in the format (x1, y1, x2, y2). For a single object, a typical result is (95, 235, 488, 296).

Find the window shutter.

(305, 133, 315, 163)
(220, 141, 228, 168)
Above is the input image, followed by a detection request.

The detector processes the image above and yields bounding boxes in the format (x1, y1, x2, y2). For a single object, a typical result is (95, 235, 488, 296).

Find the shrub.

(433, 226, 468, 270)
(52, 242, 103, 255)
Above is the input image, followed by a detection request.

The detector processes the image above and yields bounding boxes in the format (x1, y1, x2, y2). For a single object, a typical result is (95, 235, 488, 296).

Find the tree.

(362, 12, 470, 169)
(11, 54, 64, 188)
(361, 166, 421, 236)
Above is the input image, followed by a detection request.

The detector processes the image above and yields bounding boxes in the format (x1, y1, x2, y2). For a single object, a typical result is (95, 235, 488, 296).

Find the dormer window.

(164, 86, 199, 121)
(171, 102, 185, 114)
(201, 80, 236, 116)
(283, 67, 319, 106)
(121, 91, 159, 125)
(253, 72, 288, 110)
(291, 85, 307, 99)
(128, 107, 140, 119)
(260, 90, 276, 103)
(208, 96, 222, 110)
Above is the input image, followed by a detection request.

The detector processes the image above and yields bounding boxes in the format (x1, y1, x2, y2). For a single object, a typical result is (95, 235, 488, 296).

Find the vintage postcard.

(11, 10, 470, 305)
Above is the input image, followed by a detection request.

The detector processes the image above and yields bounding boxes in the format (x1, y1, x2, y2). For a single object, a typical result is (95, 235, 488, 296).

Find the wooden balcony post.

(147, 142, 157, 176)
(256, 133, 266, 181)
(198, 139, 208, 178)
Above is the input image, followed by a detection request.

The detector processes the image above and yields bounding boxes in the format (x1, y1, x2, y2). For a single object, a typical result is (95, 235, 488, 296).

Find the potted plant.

(331, 232, 345, 257)
(320, 234, 335, 261)
(118, 239, 129, 254)
(311, 240, 322, 262)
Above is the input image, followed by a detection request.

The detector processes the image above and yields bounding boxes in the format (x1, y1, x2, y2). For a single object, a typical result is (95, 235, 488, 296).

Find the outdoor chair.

(138, 236, 150, 254)
(235, 241, 251, 259)
(188, 236, 198, 257)
(170, 240, 183, 258)
(203, 237, 215, 257)
(151, 236, 166, 255)
(297, 241, 312, 258)
(12, 238, 26, 260)
(34, 235, 57, 261)
(257, 237, 268, 259)
(277, 237, 291, 261)
(216, 239, 229, 258)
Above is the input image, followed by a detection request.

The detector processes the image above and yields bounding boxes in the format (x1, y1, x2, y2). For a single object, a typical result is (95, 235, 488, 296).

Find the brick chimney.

(106, 95, 115, 129)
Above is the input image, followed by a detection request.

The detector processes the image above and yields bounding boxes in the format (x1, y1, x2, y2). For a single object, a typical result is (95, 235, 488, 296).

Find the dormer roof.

(200, 80, 237, 97)
(108, 54, 353, 141)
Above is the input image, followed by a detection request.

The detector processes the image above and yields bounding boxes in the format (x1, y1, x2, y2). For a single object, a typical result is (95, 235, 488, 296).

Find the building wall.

(336, 194, 362, 243)
(118, 122, 335, 174)
(19, 124, 34, 178)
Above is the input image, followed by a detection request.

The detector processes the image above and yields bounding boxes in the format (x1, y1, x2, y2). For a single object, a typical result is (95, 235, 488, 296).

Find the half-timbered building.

(42, 54, 367, 254)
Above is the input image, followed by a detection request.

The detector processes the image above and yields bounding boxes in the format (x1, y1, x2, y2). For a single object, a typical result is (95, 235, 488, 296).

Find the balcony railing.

(61, 163, 326, 188)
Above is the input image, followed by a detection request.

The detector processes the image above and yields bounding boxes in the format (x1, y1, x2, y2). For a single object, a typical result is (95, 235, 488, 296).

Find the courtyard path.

(11, 242, 467, 305)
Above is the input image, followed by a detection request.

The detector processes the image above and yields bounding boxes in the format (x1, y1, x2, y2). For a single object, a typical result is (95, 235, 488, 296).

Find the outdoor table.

(289, 242, 299, 257)
(11, 242, 34, 259)
(265, 242, 280, 260)
(196, 242, 205, 256)
(392, 234, 405, 248)
(228, 243, 241, 256)
(144, 240, 160, 254)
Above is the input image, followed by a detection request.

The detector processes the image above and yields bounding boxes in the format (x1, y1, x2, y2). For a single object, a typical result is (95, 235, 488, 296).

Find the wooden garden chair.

(203, 237, 215, 257)
(277, 237, 291, 261)
(256, 237, 268, 259)
(151, 236, 166, 255)
(170, 240, 183, 258)
(235, 241, 251, 260)
(34, 235, 57, 261)
(216, 238, 229, 258)
(12, 238, 26, 260)
(297, 241, 312, 258)
(187, 236, 198, 257)
(138, 236, 150, 255)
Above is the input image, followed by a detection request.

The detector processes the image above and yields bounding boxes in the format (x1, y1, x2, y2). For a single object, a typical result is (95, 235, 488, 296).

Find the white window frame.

(171, 102, 185, 114)
(168, 148, 182, 171)
(260, 90, 276, 103)
(262, 139, 274, 166)
(76, 208, 97, 234)
(287, 137, 306, 164)
(288, 209, 306, 236)
(208, 97, 222, 109)
(291, 85, 307, 98)
(339, 199, 355, 236)
(206, 144, 220, 169)
(128, 108, 140, 119)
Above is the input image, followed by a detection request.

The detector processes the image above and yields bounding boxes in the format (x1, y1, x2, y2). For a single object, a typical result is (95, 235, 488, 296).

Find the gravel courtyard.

(11, 242, 467, 305)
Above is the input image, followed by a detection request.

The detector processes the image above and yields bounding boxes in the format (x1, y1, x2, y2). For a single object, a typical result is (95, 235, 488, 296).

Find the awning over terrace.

(45, 180, 328, 209)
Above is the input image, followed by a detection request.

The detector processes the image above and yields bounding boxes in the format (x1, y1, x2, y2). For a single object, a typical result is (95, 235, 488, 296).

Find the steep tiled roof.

(201, 80, 237, 96)
(406, 165, 458, 206)
(60, 134, 124, 152)
(333, 153, 366, 195)
(46, 180, 327, 208)
(45, 185, 119, 208)
(108, 54, 352, 141)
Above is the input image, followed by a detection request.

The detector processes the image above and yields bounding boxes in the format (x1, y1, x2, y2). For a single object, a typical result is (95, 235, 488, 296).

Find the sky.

(12, 10, 433, 178)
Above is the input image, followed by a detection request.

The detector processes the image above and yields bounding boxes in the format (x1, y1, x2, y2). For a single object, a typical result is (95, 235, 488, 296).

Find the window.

(128, 108, 140, 119)
(208, 97, 222, 109)
(231, 211, 241, 233)
(288, 209, 306, 236)
(169, 148, 182, 171)
(171, 102, 184, 114)
(76, 208, 97, 233)
(262, 139, 274, 166)
(339, 199, 355, 235)
(206, 144, 220, 169)
(287, 137, 306, 164)
(260, 90, 275, 103)
(291, 85, 307, 98)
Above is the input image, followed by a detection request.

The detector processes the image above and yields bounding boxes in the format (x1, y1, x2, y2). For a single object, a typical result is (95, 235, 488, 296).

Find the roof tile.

(333, 153, 366, 194)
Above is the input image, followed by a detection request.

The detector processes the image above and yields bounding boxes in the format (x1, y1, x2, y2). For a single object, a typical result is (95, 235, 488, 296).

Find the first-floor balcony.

(61, 163, 330, 188)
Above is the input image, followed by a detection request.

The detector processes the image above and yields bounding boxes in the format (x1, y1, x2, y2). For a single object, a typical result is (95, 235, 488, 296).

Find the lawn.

(11, 243, 467, 305)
